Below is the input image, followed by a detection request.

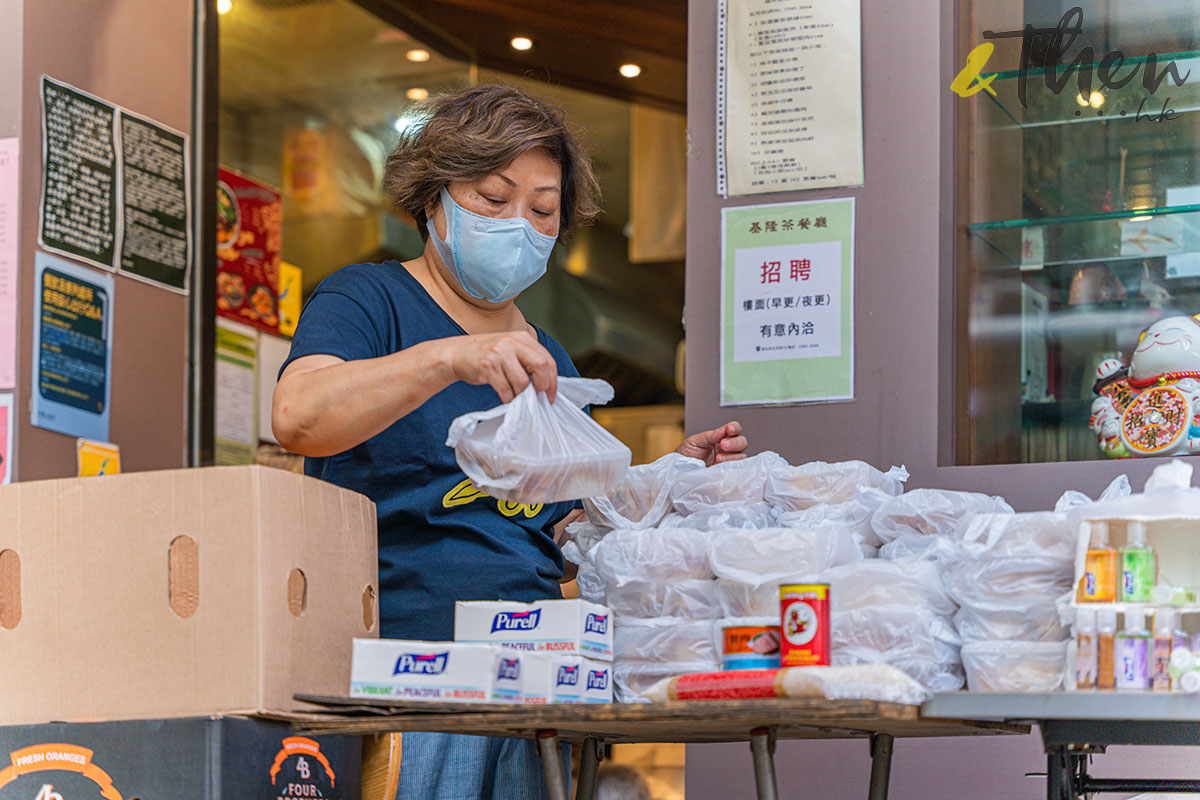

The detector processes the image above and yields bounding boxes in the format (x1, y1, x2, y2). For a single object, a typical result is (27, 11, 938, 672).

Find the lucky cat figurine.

(1092, 315, 1200, 457)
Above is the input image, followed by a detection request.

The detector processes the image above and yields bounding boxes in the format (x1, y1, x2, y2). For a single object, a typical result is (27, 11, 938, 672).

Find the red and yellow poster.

(217, 167, 281, 334)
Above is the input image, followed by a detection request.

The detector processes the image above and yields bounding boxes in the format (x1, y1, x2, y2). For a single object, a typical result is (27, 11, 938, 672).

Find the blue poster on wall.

(30, 251, 113, 440)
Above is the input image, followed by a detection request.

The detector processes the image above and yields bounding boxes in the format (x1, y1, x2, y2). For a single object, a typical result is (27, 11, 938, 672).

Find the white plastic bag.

(765, 461, 907, 512)
(614, 617, 718, 664)
(560, 541, 606, 604)
(953, 511, 1077, 561)
(830, 607, 964, 692)
(870, 489, 1013, 544)
(823, 560, 957, 617)
(670, 451, 789, 515)
(446, 377, 631, 503)
(953, 605, 1068, 644)
(673, 502, 782, 530)
(961, 640, 1067, 692)
(605, 578, 722, 620)
(709, 526, 861, 615)
(583, 453, 705, 530)
(564, 520, 609, 556)
(945, 556, 1074, 611)
(777, 487, 892, 546)
(593, 528, 714, 587)
(879, 533, 959, 563)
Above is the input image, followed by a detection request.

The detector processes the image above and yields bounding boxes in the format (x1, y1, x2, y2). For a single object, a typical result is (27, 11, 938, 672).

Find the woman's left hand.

(677, 421, 748, 466)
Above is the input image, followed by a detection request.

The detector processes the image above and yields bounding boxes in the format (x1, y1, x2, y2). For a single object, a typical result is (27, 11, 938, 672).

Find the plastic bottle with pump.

(1152, 608, 1175, 691)
(1116, 608, 1151, 691)
(1097, 609, 1117, 690)
(1120, 520, 1156, 603)
(1075, 608, 1098, 690)
(1077, 521, 1118, 603)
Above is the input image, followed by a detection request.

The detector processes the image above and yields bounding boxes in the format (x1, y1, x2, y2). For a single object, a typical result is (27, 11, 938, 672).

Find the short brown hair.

(384, 84, 601, 240)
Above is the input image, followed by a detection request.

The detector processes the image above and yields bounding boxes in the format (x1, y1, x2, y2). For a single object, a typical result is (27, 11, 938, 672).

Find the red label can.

(779, 583, 830, 667)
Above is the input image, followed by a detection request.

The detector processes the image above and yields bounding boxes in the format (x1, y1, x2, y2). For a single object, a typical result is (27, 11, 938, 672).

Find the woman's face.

(430, 147, 562, 241)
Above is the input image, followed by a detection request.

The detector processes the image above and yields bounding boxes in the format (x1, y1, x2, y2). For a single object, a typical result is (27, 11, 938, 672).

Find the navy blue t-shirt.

(280, 261, 579, 641)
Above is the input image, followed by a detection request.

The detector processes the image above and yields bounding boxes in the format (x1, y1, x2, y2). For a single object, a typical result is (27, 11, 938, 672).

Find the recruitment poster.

(39, 77, 118, 270)
(118, 109, 190, 291)
(215, 319, 258, 466)
(217, 167, 282, 334)
(30, 252, 114, 440)
(0, 137, 17, 389)
(720, 0, 864, 196)
(39, 76, 192, 293)
(0, 392, 12, 485)
(720, 197, 855, 405)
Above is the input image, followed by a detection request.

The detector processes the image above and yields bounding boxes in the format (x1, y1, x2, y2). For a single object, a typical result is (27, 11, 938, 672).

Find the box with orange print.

(0, 717, 361, 800)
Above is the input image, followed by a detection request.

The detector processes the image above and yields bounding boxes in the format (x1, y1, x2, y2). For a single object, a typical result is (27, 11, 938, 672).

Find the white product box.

(349, 639, 519, 703)
(454, 599, 614, 660)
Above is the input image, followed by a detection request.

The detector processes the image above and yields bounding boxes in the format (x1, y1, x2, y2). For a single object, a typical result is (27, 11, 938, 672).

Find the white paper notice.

(215, 319, 258, 465)
(0, 137, 17, 389)
(732, 241, 842, 362)
(723, 0, 863, 196)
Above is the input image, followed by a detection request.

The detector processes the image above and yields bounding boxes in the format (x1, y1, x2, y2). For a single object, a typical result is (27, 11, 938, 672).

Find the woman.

(273, 84, 747, 798)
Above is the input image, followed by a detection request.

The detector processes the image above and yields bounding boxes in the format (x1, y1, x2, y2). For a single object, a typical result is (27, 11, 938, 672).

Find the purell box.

(454, 599, 614, 660)
(548, 655, 613, 704)
(518, 651, 555, 704)
(350, 639, 515, 703)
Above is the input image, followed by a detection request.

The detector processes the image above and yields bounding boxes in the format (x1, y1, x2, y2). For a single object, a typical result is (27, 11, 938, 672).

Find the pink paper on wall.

(0, 137, 17, 390)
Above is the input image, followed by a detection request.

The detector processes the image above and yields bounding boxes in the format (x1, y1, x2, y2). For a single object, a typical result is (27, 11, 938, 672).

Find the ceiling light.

(217, 0, 232, 14)
(510, 37, 533, 51)
(619, 63, 642, 78)
(406, 87, 429, 101)
(1089, 91, 1105, 108)
(406, 49, 430, 63)
(1076, 92, 1089, 107)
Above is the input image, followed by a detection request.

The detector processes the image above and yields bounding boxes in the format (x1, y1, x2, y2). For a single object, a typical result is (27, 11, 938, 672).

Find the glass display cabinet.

(956, 0, 1200, 464)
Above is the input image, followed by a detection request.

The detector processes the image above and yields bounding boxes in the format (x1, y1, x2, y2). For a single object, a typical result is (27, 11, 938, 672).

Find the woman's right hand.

(437, 330, 558, 403)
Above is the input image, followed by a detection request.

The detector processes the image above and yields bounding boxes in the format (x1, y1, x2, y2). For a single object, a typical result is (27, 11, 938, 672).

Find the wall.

(10, 0, 193, 480)
(684, 0, 1200, 794)
(684, 0, 1188, 513)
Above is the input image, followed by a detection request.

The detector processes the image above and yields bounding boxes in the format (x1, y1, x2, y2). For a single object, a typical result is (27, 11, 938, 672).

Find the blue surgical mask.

(428, 186, 557, 303)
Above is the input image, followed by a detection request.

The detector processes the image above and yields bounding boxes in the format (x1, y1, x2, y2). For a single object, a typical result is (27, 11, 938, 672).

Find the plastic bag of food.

(560, 541, 606, 605)
(961, 640, 1066, 692)
(824, 560, 957, 617)
(593, 528, 714, 587)
(641, 664, 932, 705)
(1053, 474, 1131, 512)
(709, 526, 861, 616)
(764, 461, 907, 512)
(673, 502, 782, 530)
(583, 453, 705, 530)
(605, 578, 722, 620)
(614, 661, 720, 703)
(670, 451, 789, 515)
(777, 487, 892, 546)
(945, 556, 1073, 611)
(565, 520, 609, 556)
(614, 617, 718, 664)
(878, 533, 959, 563)
(870, 489, 1013, 544)
(446, 377, 632, 503)
(953, 604, 1068, 644)
(953, 511, 1077, 561)
(831, 606, 964, 691)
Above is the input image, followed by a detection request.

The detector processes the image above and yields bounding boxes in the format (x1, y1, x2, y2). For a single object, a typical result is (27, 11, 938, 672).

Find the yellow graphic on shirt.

(443, 478, 543, 518)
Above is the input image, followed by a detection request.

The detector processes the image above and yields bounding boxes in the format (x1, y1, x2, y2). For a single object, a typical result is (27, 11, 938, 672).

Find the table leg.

(868, 733, 894, 800)
(576, 737, 603, 800)
(1046, 751, 1077, 800)
(537, 729, 569, 800)
(749, 727, 779, 800)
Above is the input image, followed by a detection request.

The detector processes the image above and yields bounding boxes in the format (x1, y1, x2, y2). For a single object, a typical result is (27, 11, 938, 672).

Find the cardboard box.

(350, 639, 518, 703)
(0, 466, 379, 725)
(0, 716, 361, 800)
(454, 599, 614, 660)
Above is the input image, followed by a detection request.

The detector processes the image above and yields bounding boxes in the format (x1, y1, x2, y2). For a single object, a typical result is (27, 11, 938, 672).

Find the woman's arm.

(273, 330, 559, 457)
